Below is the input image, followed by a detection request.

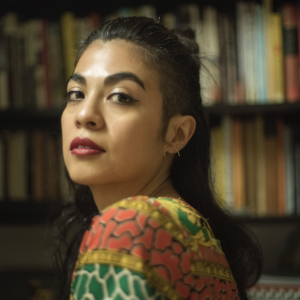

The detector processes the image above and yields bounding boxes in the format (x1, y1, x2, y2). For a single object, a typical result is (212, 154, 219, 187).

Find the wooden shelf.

(0, 108, 63, 130)
(206, 102, 300, 116)
(0, 202, 59, 225)
(1, 102, 300, 130)
(1, 201, 300, 225)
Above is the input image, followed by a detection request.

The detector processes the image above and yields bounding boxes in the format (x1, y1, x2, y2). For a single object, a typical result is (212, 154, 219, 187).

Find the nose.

(75, 96, 105, 130)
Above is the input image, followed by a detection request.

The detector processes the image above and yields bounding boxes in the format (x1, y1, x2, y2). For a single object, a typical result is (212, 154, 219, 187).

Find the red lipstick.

(70, 137, 105, 156)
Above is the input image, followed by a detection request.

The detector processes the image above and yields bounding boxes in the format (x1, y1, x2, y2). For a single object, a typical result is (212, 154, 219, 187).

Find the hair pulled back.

(54, 16, 262, 300)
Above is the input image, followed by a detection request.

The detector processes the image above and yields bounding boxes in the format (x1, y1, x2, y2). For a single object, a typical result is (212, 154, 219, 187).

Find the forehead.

(75, 40, 159, 88)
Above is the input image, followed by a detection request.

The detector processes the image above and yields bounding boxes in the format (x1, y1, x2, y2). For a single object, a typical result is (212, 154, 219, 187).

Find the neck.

(90, 173, 180, 212)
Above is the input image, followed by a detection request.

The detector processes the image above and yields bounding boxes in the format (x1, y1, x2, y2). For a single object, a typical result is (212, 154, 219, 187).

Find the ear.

(164, 115, 196, 155)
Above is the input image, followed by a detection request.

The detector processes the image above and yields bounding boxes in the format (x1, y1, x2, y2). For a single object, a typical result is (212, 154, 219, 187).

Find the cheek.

(109, 113, 163, 159)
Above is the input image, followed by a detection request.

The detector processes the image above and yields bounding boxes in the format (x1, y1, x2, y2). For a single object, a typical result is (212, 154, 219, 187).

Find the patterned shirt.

(70, 196, 240, 300)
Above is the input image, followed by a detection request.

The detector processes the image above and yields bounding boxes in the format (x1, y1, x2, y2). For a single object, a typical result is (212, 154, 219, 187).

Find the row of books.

(1, 1, 300, 110)
(0, 130, 68, 201)
(164, 1, 300, 105)
(0, 6, 155, 111)
(211, 115, 300, 217)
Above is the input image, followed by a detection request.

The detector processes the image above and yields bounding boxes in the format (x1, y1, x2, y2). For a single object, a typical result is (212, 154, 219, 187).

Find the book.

(264, 117, 278, 215)
(282, 4, 300, 102)
(255, 115, 267, 216)
(200, 6, 221, 105)
(294, 120, 300, 215)
(88, 12, 101, 31)
(0, 134, 4, 200)
(244, 117, 256, 215)
(236, 2, 247, 103)
(271, 13, 284, 103)
(30, 130, 46, 201)
(231, 117, 245, 212)
(138, 5, 157, 20)
(276, 118, 286, 216)
(48, 21, 65, 108)
(61, 12, 76, 80)
(2, 13, 21, 109)
(255, 4, 267, 103)
(284, 123, 295, 215)
(211, 124, 226, 207)
(45, 132, 60, 200)
(41, 19, 51, 108)
(222, 116, 233, 209)
(0, 34, 9, 110)
(224, 13, 238, 104)
(7, 131, 28, 201)
(243, 2, 257, 103)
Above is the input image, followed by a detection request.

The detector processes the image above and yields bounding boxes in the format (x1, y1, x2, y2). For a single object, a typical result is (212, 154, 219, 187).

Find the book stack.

(210, 115, 300, 217)
(160, 1, 300, 105)
(1, 1, 300, 109)
(0, 131, 68, 202)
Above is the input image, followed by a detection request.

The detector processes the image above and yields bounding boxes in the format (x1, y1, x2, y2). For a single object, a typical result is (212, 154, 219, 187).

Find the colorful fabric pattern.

(70, 196, 240, 300)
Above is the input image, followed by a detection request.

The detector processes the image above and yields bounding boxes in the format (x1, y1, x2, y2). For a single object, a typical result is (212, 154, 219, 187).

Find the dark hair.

(53, 16, 262, 300)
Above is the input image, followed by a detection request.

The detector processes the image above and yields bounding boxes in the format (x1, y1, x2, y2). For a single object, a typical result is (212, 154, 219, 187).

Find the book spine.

(222, 116, 233, 209)
(294, 120, 300, 215)
(244, 3, 257, 103)
(88, 12, 101, 32)
(201, 6, 221, 104)
(277, 118, 286, 216)
(41, 19, 52, 108)
(218, 14, 228, 103)
(256, 4, 267, 104)
(48, 22, 65, 109)
(236, 2, 246, 103)
(231, 117, 245, 212)
(264, 118, 278, 215)
(0, 134, 4, 201)
(284, 123, 295, 215)
(224, 14, 238, 104)
(255, 115, 267, 216)
(244, 118, 256, 215)
(0, 34, 9, 110)
(282, 5, 300, 102)
(61, 12, 76, 80)
(7, 131, 28, 201)
(271, 13, 285, 103)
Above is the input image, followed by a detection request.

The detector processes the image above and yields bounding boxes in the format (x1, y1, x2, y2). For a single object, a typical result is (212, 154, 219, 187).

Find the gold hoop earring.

(164, 147, 180, 157)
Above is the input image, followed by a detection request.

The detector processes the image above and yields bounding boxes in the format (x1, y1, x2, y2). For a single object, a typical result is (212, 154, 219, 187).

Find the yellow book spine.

(272, 13, 285, 103)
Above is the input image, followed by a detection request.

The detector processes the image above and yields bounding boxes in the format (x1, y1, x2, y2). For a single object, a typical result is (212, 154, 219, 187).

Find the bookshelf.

(1, 1, 300, 293)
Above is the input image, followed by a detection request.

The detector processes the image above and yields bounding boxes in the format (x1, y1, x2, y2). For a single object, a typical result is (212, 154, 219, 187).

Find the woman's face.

(61, 40, 167, 189)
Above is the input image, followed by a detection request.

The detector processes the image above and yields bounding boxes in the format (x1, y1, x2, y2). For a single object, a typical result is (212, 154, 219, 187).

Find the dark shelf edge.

(1, 202, 300, 225)
(206, 102, 300, 115)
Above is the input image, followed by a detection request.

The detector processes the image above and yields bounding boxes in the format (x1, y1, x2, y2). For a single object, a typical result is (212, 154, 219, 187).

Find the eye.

(66, 90, 85, 102)
(108, 93, 138, 104)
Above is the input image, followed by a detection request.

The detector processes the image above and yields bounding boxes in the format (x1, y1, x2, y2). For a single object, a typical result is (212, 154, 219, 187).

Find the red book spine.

(282, 5, 300, 102)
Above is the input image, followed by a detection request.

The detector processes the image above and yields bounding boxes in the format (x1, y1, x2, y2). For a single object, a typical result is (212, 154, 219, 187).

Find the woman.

(54, 16, 262, 300)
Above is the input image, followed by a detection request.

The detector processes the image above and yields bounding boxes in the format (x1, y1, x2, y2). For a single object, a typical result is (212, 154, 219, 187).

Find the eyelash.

(65, 91, 138, 104)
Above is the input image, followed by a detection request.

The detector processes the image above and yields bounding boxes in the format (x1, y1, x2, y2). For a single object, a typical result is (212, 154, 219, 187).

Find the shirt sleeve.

(70, 196, 240, 300)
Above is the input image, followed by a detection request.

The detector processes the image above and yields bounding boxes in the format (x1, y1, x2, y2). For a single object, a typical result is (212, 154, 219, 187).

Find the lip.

(70, 137, 105, 156)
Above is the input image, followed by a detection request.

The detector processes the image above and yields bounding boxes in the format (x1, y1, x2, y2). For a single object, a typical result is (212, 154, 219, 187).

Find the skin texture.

(61, 40, 196, 211)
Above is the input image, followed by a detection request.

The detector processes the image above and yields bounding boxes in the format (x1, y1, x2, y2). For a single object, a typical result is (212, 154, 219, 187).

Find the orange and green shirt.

(70, 196, 240, 300)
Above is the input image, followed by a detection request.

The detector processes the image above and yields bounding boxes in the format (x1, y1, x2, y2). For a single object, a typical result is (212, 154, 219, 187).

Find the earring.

(164, 147, 180, 157)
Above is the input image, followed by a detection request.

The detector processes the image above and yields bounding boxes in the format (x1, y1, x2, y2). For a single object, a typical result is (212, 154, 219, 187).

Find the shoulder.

(75, 196, 239, 300)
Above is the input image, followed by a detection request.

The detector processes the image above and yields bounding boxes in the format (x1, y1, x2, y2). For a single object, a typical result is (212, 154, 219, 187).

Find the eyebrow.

(67, 72, 145, 90)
